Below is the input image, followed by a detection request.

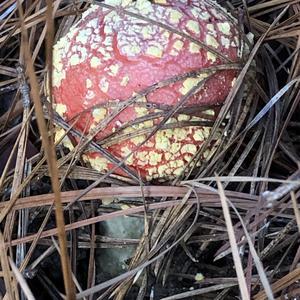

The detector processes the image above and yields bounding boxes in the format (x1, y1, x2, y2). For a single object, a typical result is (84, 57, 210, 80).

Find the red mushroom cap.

(52, 0, 241, 180)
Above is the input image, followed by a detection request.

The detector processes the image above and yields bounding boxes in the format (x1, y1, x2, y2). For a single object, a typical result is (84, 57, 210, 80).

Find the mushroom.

(52, 0, 241, 181)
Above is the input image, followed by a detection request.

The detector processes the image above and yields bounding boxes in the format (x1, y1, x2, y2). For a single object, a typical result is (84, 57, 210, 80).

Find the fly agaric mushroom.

(52, 0, 241, 181)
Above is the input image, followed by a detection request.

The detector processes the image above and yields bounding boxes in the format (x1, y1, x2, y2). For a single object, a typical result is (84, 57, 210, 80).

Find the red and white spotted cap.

(52, 0, 241, 181)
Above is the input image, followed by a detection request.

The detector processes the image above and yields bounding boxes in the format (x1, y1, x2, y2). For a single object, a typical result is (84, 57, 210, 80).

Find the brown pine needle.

(16, 1, 75, 298)
(216, 176, 250, 300)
